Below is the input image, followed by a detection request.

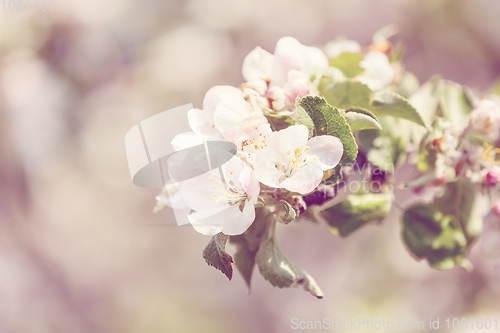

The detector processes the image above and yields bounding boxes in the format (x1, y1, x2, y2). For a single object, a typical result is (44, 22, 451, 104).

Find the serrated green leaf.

(297, 96, 358, 163)
(320, 193, 392, 237)
(229, 208, 271, 289)
(434, 178, 484, 242)
(343, 107, 382, 131)
(439, 81, 473, 130)
(319, 79, 372, 109)
(404, 76, 442, 144)
(403, 204, 467, 269)
(319, 78, 427, 128)
(329, 52, 364, 78)
(202, 233, 233, 280)
(256, 238, 324, 298)
(370, 90, 427, 128)
(358, 117, 406, 172)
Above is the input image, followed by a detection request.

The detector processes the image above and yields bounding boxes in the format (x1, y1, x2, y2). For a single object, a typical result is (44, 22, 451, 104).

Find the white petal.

(359, 51, 395, 88)
(271, 37, 307, 86)
(213, 95, 251, 141)
(268, 125, 309, 155)
(179, 169, 227, 211)
(203, 85, 242, 112)
(222, 201, 256, 235)
(355, 76, 384, 91)
(324, 39, 362, 59)
(307, 135, 343, 170)
(171, 131, 204, 151)
(188, 204, 240, 235)
(242, 46, 274, 82)
(303, 46, 329, 77)
(253, 150, 283, 188)
(187, 108, 221, 140)
(281, 162, 323, 194)
(239, 164, 260, 199)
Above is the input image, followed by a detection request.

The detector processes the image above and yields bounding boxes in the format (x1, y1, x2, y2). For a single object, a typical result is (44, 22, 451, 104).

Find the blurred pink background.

(1, 0, 500, 332)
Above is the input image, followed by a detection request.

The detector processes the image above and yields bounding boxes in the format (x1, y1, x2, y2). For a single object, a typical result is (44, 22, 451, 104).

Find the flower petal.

(281, 162, 323, 194)
(171, 131, 204, 151)
(242, 46, 274, 82)
(253, 150, 283, 188)
(307, 135, 343, 170)
(222, 201, 256, 235)
(213, 95, 250, 140)
(203, 85, 242, 112)
(268, 124, 309, 156)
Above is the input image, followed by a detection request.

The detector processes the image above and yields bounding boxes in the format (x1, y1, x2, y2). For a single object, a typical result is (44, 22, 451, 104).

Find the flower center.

(276, 147, 314, 182)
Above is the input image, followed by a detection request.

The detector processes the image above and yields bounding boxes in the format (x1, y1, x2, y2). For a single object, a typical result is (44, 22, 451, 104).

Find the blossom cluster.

(153, 31, 500, 297)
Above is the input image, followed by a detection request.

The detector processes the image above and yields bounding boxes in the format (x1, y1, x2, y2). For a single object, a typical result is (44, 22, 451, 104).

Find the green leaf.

(343, 107, 382, 131)
(397, 71, 420, 98)
(439, 81, 474, 130)
(319, 79, 371, 109)
(389, 41, 405, 63)
(320, 193, 392, 237)
(202, 233, 233, 280)
(403, 205, 467, 269)
(329, 52, 364, 78)
(319, 78, 427, 128)
(434, 178, 484, 242)
(256, 238, 324, 298)
(358, 117, 406, 172)
(370, 90, 427, 128)
(229, 208, 272, 289)
(297, 96, 358, 163)
(265, 113, 297, 131)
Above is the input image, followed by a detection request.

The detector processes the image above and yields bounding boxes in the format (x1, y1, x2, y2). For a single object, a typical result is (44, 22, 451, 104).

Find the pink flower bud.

(487, 166, 500, 186)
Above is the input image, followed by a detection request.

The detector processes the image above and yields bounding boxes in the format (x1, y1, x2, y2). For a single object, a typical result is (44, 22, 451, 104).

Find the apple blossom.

(179, 154, 260, 235)
(356, 51, 395, 91)
(253, 125, 343, 194)
(243, 36, 328, 87)
(188, 85, 242, 140)
(468, 99, 500, 141)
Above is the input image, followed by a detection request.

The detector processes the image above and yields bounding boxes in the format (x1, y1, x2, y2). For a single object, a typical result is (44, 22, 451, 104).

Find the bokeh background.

(1, 0, 500, 332)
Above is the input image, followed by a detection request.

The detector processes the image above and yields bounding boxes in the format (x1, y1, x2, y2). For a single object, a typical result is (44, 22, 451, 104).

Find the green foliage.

(403, 205, 467, 270)
(319, 78, 427, 128)
(439, 81, 474, 130)
(370, 90, 426, 127)
(202, 233, 233, 280)
(297, 96, 358, 163)
(319, 79, 371, 109)
(265, 113, 297, 131)
(229, 209, 272, 288)
(320, 193, 393, 237)
(343, 107, 382, 131)
(358, 117, 407, 172)
(255, 237, 324, 299)
(434, 178, 483, 242)
(402, 177, 483, 270)
(329, 52, 364, 78)
(389, 41, 405, 63)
